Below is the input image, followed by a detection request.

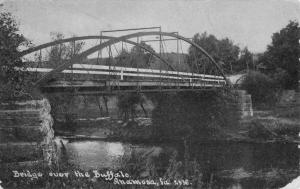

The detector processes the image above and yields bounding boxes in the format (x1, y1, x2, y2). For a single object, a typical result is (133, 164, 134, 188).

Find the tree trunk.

(102, 95, 109, 116)
(140, 102, 148, 117)
(95, 96, 103, 116)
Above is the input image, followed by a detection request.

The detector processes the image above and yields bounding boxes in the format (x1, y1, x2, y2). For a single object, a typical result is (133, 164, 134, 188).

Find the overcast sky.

(1, 0, 300, 53)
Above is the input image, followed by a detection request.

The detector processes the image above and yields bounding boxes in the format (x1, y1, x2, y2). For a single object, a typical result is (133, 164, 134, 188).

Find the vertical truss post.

(39, 49, 42, 66)
(108, 45, 112, 92)
(175, 32, 180, 89)
(71, 40, 75, 82)
(159, 26, 163, 91)
(159, 26, 162, 56)
(175, 32, 180, 66)
(35, 49, 42, 80)
(97, 31, 103, 65)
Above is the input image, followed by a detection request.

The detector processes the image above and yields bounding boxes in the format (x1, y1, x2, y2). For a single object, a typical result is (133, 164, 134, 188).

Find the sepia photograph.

(0, 0, 299, 188)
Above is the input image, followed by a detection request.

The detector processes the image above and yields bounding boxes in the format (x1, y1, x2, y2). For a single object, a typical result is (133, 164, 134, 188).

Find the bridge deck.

(41, 80, 224, 94)
(22, 63, 227, 93)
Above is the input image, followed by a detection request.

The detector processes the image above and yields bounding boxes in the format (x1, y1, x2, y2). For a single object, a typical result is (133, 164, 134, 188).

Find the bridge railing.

(20, 64, 227, 87)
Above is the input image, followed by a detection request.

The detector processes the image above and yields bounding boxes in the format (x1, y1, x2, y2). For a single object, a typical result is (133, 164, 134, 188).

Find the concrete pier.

(235, 90, 253, 118)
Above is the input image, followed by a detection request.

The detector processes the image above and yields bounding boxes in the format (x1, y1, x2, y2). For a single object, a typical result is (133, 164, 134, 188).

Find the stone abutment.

(0, 98, 56, 167)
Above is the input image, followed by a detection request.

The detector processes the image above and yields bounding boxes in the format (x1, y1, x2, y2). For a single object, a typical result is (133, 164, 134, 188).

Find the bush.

(46, 93, 78, 128)
(247, 121, 274, 139)
(0, 12, 34, 102)
(152, 90, 239, 141)
(240, 71, 280, 107)
(117, 93, 145, 121)
(271, 68, 291, 89)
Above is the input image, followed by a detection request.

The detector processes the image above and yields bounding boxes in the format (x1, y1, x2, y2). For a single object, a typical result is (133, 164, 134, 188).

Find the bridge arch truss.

(19, 31, 229, 92)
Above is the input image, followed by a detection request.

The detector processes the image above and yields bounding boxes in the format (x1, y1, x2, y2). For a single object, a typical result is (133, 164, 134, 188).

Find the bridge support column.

(235, 90, 253, 118)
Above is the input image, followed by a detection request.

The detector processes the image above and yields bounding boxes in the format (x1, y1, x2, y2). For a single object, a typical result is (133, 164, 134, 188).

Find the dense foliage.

(115, 42, 155, 69)
(240, 21, 300, 106)
(258, 20, 300, 89)
(188, 32, 252, 74)
(240, 71, 279, 106)
(152, 91, 239, 141)
(46, 32, 84, 68)
(0, 12, 32, 101)
(117, 93, 147, 121)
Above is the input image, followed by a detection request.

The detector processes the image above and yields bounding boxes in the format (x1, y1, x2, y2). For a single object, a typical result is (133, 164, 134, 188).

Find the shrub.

(0, 12, 35, 102)
(152, 90, 239, 141)
(271, 68, 291, 89)
(46, 92, 78, 130)
(247, 121, 274, 139)
(117, 93, 146, 121)
(240, 71, 280, 107)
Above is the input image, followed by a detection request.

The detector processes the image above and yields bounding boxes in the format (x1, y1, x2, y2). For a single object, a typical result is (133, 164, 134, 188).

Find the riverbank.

(54, 108, 300, 145)
(54, 89, 300, 144)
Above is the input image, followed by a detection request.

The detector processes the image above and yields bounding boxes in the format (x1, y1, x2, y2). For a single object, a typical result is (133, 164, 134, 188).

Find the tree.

(0, 12, 31, 101)
(117, 92, 149, 122)
(188, 32, 240, 75)
(241, 71, 279, 107)
(237, 47, 254, 72)
(47, 32, 84, 68)
(116, 41, 155, 69)
(261, 20, 300, 89)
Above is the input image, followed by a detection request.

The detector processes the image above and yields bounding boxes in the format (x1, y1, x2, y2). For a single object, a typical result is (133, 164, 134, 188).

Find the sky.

(1, 0, 300, 54)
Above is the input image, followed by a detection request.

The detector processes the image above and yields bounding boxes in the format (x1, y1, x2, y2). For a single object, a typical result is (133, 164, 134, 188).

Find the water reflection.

(56, 138, 300, 189)
(105, 142, 124, 156)
(57, 139, 162, 170)
(59, 140, 127, 170)
(229, 183, 242, 189)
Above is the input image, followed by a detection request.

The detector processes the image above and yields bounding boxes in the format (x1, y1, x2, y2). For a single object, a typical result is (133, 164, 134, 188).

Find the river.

(55, 137, 300, 189)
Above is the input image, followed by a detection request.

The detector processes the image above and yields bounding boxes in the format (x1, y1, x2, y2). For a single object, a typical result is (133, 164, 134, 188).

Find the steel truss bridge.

(19, 28, 230, 94)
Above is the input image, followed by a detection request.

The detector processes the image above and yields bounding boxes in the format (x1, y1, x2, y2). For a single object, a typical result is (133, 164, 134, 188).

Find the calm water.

(56, 138, 300, 188)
